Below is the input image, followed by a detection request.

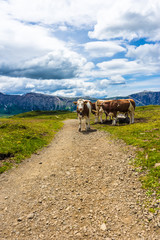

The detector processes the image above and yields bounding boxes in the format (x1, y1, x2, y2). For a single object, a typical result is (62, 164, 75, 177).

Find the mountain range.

(0, 91, 160, 115)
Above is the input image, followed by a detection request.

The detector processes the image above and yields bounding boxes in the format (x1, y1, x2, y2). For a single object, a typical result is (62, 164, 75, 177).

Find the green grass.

(0, 111, 76, 173)
(92, 105, 160, 196)
(0, 114, 13, 118)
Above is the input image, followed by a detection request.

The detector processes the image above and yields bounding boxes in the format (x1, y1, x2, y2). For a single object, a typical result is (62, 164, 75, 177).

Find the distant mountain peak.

(0, 91, 160, 115)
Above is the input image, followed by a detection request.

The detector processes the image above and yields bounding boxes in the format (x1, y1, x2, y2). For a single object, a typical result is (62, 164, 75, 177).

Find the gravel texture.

(0, 119, 160, 240)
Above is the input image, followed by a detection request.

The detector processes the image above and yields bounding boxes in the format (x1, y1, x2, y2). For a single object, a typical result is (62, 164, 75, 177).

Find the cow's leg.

(112, 112, 117, 125)
(130, 111, 134, 124)
(104, 113, 108, 121)
(112, 117, 116, 125)
(86, 117, 91, 131)
(85, 117, 89, 131)
(128, 101, 135, 124)
(125, 112, 128, 118)
(86, 117, 90, 130)
(79, 117, 82, 131)
(94, 110, 99, 123)
(129, 111, 132, 124)
(95, 113, 99, 123)
(99, 107, 104, 123)
(108, 113, 112, 121)
(87, 117, 90, 130)
(85, 117, 88, 131)
(99, 112, 103, 123)
(129, 112, 131, 124)
(132, 112, 134, 123)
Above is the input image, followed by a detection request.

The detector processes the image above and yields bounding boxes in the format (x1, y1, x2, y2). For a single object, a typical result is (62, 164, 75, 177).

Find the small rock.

(147, 214, 153, 221)
(76, 233, 81, 237)
(100, 223, 107, 231)
(17, 217, 23, 222)
(27, 213, 34, 219)
(154, 163, 160, 168)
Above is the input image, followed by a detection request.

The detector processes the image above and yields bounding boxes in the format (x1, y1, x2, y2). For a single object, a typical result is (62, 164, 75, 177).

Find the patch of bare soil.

(0, 119, 159, 240)
(134, 117, 149, 123)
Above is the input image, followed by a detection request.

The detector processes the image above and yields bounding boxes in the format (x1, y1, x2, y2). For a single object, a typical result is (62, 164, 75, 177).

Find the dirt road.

(0, 119, 159, 240)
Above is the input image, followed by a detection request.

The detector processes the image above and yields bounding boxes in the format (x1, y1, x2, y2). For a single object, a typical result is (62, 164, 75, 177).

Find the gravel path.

(0, 119, 160, 240)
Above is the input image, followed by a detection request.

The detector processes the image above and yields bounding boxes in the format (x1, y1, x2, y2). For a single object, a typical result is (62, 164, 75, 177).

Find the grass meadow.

(0, 111, 76, 173)
(92, 105, 160, 197)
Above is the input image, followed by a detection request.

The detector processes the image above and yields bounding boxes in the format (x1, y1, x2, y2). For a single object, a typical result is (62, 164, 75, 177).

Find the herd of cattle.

(73, 99, 136, 131)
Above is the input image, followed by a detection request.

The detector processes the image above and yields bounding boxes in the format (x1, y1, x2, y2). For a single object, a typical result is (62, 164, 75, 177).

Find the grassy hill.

(93, 105, 160, 197)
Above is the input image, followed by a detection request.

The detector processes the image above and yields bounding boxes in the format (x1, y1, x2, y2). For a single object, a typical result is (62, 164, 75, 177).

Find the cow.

(91, 102, 103, 123)
(99, 99, 135, 125)
(92, 100, 111, 123)
(73, 99, 92, 131)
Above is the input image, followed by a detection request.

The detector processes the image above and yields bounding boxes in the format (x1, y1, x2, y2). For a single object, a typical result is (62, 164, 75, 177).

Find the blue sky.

(0, 0, 160, 98)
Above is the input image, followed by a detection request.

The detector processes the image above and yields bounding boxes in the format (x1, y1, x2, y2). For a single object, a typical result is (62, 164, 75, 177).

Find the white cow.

(73, 99, 92, 131)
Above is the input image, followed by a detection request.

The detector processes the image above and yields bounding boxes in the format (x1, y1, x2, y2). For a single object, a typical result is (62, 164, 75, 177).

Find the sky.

(0, 0, 160, 98)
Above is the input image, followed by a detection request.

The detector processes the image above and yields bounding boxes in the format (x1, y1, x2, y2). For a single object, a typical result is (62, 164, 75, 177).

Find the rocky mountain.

(128, 91, 160, 106)
(0, 91, 160, 114)
(108, 91, 160, 106)
(0, 92, 97, 114)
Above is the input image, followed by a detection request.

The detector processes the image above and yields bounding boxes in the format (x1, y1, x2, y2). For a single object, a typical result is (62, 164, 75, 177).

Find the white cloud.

(1, 74, 160, 98)
(0, 6, 90, 80)
(110, 75, 126, 84)
(0, 75, 108, 97)
(2, 0, 110, 28)
(89, 0, 160, 41)
(126, 43, 160, 63)
(84, 41, 125, 58)
(99, 76, 125, 87)
(0, 10, 66, 66)
(96, 58, 160, 77)
(58, 25, 68, 31)
(0, 0, 160, 98)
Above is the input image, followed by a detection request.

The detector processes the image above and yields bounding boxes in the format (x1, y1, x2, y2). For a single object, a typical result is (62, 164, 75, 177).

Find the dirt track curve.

(0, 119, 160, 240)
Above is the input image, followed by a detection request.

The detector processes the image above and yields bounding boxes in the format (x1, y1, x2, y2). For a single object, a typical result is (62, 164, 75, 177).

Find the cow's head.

(74, 99, 87, 116)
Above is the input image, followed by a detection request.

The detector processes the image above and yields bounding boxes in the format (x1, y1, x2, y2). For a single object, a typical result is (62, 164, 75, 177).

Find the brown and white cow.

(99, 99, 135, 125)
(92, 100, 111, 123)
(73, 99, 92, 131)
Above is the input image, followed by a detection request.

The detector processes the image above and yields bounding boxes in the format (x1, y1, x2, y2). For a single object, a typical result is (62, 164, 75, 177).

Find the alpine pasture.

(0, 106, 160, 197)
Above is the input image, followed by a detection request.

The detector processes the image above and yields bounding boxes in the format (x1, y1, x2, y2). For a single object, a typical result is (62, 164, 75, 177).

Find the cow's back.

(110, 100, 130, 112)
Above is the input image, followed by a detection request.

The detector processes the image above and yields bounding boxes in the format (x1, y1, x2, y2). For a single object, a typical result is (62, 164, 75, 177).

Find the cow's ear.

(73, 101, 77, 105)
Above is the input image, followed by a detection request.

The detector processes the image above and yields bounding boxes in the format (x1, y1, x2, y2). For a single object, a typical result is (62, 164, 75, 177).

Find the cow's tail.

(87, 101, 92, 115)
(128, 99, 136, 109)
(128, 100, 135, 112)
(128, 100, 135, 124)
